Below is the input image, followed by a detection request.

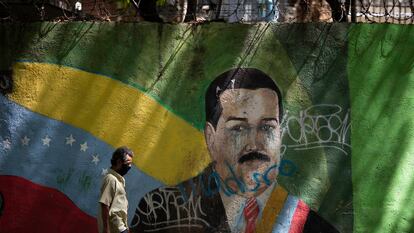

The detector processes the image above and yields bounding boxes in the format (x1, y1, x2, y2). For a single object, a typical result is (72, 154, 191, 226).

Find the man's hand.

(100, 203, 110, 233)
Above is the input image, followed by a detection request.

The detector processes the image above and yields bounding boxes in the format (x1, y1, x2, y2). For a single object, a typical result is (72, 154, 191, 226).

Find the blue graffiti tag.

(178, 159, 297, 201)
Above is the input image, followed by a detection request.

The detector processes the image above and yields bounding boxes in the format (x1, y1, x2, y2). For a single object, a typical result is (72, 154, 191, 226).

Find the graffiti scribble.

(283, 104, 351, 155)
(133, 187, 209, 230)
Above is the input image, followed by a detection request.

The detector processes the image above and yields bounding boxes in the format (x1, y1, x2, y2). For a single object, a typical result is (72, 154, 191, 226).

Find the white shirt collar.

(219, 182, 276, 232)
(108, 168, 125, 186)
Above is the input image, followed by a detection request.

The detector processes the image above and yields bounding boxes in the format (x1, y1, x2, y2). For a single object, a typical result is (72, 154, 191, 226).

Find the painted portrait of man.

(130, 68, 338, 233)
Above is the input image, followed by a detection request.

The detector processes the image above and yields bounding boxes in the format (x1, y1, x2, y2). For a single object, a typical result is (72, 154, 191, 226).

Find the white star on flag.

(21, 136, 30, 146)
(80, 142, 88, 152)
(65, 134, 76, 146)
(91, 154, 100, 165)
(42, 135, 51, 147)
(101, 168, 108, 175)
(2, 139, 11, 149)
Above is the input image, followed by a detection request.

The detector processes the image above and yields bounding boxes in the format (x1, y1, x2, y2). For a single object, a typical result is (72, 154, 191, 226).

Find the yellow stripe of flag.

(256, 186, 288, 233)
(10, 62, 211, 185)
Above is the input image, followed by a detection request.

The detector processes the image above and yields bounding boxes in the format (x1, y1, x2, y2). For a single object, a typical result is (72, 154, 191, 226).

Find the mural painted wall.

(0, 22, 412, 233)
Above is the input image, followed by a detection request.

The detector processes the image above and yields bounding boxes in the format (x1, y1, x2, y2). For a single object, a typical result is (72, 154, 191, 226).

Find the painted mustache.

(238, 152, 270, 164)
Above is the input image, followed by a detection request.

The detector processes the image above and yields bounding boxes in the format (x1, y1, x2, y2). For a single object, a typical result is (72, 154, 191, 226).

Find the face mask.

(118, 164, 131, 176)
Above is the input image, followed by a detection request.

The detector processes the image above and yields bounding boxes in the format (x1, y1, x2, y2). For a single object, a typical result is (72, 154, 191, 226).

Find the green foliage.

(156, 0, 167, 7)
(115, 0, 131, 9)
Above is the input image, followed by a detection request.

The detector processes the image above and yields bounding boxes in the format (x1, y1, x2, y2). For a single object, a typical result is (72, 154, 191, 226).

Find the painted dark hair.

(205, 68, 283, 128)
(111, 146, 134, 166)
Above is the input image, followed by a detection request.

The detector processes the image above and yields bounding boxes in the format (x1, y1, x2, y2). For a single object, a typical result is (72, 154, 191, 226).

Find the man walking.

(98, 146, 134, 233)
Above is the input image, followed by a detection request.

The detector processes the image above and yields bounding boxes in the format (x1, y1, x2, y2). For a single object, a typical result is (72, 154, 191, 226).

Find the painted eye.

(261, 125, 275, 131)
(231, 125, 245, 132)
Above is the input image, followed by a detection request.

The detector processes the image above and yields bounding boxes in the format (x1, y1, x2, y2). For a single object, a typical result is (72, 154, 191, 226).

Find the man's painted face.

(205, 88, 282, 197)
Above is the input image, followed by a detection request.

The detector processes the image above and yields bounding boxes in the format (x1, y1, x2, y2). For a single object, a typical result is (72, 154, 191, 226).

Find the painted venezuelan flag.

(0, 62, 212, 232)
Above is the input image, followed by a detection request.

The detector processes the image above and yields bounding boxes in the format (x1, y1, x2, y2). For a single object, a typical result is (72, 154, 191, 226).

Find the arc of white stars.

(65, 134, 76, 146)
(2, 139, 11, 149)
(42, 135, 51, 147)
(80, 142, 88, 152)
(91, 154, 100, 165)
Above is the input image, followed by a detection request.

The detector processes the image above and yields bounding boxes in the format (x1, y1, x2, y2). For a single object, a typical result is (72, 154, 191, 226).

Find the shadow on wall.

(349, 24, 414, 233)
(0, 22, 357, 233)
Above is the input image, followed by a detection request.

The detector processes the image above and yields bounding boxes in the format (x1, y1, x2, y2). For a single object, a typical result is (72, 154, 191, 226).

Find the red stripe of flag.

(288, 199, 310, 233)
(0, 175, 97, 233)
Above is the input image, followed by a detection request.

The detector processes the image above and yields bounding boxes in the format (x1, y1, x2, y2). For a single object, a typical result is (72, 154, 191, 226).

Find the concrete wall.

(0, 22, 412, 233)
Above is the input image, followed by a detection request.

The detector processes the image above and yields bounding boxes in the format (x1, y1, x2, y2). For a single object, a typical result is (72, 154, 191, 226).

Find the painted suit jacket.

(130, 165, 339, 233)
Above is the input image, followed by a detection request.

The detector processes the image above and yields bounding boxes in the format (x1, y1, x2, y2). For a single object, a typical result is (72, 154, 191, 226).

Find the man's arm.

(100, 203, 110, 233)
(99, 177, 116, 233)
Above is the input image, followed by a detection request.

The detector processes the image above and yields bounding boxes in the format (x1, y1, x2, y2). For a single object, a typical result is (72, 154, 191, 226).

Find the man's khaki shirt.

(98, 169, 128, 233)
